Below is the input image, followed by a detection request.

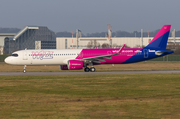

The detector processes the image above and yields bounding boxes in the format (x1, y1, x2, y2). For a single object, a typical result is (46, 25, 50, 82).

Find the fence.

(150, 55, 180, 61)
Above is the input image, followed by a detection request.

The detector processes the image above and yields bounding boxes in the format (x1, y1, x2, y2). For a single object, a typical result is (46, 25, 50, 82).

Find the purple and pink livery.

(5, 25, 174, 72)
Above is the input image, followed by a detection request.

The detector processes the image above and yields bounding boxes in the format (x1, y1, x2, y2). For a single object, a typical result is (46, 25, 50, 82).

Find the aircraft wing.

(80, 44, 125, 63)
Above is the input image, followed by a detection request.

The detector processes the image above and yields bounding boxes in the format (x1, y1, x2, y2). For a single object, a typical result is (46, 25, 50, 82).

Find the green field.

(0, 55, 9, 62)
(1, 61, 180, 72)
(1, 74, 180, 118)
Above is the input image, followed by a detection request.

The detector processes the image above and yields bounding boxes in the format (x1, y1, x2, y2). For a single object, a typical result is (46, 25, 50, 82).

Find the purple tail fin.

(145, 25, 171, 49)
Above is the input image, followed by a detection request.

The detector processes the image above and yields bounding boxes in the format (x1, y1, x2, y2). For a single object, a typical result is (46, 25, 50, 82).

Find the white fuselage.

(5, 49, 82, 65)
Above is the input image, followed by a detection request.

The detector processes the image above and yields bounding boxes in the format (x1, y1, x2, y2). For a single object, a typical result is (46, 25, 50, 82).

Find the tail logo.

(164, 27, 167, 29)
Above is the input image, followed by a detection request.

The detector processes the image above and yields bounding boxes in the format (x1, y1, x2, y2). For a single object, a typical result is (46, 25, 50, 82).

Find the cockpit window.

(11, 53, 18, 57)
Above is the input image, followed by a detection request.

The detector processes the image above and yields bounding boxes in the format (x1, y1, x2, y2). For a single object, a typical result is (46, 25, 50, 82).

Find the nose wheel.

(23, 65, 26, 73)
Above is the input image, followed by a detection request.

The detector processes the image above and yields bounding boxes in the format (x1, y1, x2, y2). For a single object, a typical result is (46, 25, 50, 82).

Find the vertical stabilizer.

(145, 25, 171, 49)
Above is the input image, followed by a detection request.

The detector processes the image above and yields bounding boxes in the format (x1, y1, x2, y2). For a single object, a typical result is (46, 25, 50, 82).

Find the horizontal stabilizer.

(155, 49, 173, 55)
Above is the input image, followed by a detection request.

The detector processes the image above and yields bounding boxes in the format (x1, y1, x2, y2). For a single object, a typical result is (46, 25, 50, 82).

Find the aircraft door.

(143, 49, 148, 58)
(23, 50, 28, 60)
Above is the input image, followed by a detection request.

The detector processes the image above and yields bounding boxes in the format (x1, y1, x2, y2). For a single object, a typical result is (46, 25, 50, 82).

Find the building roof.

(0, 33, 16, 37)
(13, 26, 39, 40)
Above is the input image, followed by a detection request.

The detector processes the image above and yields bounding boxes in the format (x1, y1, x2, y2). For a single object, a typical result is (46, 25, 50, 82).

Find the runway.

(0, 70, 180, 76)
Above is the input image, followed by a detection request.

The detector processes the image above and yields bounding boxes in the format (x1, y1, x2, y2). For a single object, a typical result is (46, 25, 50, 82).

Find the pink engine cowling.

(68, 60, 83, 70)
(60, 60, 84, 70)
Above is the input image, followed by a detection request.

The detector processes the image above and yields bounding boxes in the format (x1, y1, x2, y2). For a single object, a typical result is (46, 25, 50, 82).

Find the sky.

(0, 0, 180, 34)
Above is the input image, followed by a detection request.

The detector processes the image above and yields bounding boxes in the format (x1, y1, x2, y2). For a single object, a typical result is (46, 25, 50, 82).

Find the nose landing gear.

(23, 65, 26, 73)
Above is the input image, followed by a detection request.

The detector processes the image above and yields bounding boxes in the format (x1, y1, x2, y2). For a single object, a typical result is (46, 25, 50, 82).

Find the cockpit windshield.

(11, 53, 18, 57)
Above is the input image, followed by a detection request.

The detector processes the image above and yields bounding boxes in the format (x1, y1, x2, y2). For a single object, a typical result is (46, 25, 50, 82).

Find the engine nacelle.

(68, 60, 83, 70)
(60, 65, 69, 70)
(60, 60, 84, 70)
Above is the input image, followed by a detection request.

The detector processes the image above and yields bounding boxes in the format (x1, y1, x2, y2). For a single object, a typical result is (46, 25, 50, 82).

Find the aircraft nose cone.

(4, 57, 11, 64)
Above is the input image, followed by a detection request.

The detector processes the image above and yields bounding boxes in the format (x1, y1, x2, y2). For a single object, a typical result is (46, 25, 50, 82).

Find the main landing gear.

(84, 67, 96, 72)
(84, 63, 96, 72)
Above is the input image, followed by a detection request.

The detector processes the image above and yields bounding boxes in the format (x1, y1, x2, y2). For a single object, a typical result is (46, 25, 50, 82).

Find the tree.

(93, 40, 100, 48)
(87, 40, 93, 48)
(112, 43, 117, 48)
(102, 43, 109, 48)
(124, 45, 131, 48)
(87, 40, 100, 49)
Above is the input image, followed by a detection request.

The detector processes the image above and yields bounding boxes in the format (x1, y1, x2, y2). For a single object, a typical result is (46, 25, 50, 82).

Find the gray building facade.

(4, 26, 56, 54)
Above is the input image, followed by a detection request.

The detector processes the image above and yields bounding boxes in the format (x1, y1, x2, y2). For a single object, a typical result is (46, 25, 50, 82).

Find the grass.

(1, 74, 180, 118)
(1, 62, 180, 72)
(0, 55, 9, 62)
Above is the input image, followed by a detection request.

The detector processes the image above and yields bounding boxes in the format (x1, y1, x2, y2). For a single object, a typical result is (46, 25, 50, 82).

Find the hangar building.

(56, 30, 179, 49)
(56, 37, 151, 49)
(0, 33, 16, 54)
(56, 36, 180, 49)
(3, 26, 56, 54)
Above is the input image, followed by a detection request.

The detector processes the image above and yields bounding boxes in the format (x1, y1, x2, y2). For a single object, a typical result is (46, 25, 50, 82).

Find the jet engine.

(60, 60, 84, 70)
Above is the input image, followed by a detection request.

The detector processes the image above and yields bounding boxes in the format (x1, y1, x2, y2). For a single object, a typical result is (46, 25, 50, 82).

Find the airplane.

(5, 25, 174, 73)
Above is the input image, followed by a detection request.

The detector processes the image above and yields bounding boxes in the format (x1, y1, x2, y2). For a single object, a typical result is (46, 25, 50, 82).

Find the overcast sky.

(0, 0, 180, 34)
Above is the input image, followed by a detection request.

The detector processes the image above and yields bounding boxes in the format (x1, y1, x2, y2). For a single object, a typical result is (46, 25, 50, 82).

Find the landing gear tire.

(23, 65, 27, 73)
(84, 67, 90, 72)
(90, 67, 95, 72)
